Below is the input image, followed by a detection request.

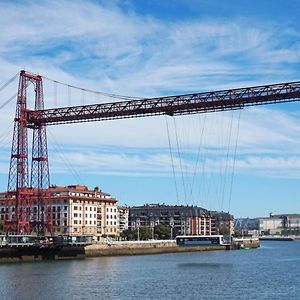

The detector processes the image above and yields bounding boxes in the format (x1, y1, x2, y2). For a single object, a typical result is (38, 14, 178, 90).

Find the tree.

(154, 224, 171, 240)
(120, 229, 136, 241)
(219, 226, 230, 236)
(0, 220, 3, 233)
(139, 227, 152, 240)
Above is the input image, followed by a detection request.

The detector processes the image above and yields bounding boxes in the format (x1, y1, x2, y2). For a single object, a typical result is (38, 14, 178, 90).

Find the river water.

(0, 241, 299, 300)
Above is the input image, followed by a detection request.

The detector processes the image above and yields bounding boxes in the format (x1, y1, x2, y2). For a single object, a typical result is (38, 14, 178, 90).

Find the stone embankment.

(85, 240, 227, 257)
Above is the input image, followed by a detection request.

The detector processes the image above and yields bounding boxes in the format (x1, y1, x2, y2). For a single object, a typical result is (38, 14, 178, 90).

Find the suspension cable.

(48, 130, 86, 185)
(188, 114, 207, 204)
(221, 110, 234, 210)
(43, 76, 144, 101)
(228, 109, 242, 212)
(0, 80, 32, 111)
(0, 93, 17, 111)
(173, 117, 188, 205)
(0, 72, 19, 93)
(165, 116, 180, 205)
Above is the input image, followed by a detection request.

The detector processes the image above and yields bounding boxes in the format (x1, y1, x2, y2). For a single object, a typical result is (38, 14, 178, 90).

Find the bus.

(175, 235, 225, 246)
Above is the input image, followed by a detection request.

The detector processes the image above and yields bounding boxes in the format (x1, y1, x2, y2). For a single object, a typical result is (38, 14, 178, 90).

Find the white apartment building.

(258, 217, 283, 235)
(118, 206, 129, 232)
(0, 185, 120, 240)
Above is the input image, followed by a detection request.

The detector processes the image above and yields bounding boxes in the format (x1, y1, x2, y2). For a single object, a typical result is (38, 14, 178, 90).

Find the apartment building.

(210, 211, 235, 235)
(118, 206, 129, 232)
(129, 204, 213, 237)
(258, 213, 300, 235)
(0, 185, 120, 240)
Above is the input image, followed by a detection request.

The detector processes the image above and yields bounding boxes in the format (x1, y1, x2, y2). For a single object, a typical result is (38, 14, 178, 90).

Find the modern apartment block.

(129, 204, 214, 237)
(210, 211, 235, 235)
(0, 185, 120, 240)
(118, 206, 129, 232)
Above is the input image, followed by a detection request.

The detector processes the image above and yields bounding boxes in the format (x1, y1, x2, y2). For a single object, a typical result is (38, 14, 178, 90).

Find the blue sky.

(1, 0, 300, 218)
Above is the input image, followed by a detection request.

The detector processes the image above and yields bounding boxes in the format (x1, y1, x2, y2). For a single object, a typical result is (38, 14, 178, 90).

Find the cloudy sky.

(1, 0, 300, 217)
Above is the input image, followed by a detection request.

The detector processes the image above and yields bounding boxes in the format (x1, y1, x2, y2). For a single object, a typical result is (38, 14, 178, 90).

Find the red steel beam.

(27, 80, 300, 126)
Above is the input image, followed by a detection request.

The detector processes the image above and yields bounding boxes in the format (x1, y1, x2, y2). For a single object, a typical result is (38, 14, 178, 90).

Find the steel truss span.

(4, 70, 300, 236)
(27, 80, 300, 126)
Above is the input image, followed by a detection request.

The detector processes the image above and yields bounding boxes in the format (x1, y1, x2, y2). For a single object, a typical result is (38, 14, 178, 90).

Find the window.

(74, 220, 78, 224)
(90, 221, 92, 225)
(94, 207, 96, 211)
(64, 213, 67, 218)
(64, 206, 68, 211)
(74, 206, 78, 210)
(74, 213, 78, 218)
(90, 214, 92, 218)
(90, 207, 92, 211)
(79, 220, 81, 225)
(107, 215, 109, 219)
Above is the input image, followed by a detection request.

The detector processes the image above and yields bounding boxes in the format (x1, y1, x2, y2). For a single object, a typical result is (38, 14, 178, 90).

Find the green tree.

(0, 220, 4, 233)
(219, 226, 230, 235)
(121, 229, 136, 241)
(139, 227, 152, 240)
(154, 224, 171, 240)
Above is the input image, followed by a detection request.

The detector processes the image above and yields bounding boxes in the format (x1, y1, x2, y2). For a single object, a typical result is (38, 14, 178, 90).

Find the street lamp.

(170, 218, 174, 240)
(136, 219, 140, 241)
(150, 220, 154, 240)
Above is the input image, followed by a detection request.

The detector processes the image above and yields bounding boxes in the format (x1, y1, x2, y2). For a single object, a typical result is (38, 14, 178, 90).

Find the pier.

(0, 235, 92, 262)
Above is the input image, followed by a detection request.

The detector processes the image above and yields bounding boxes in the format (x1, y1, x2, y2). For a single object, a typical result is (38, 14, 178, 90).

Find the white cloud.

(1, 0, 300, 186)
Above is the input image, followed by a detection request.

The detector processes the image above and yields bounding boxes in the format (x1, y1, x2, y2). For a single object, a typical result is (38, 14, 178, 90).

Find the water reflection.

(0, 241, 299, 300)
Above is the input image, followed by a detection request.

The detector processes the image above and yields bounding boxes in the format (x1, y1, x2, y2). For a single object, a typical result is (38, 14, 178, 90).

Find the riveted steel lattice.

(4, 70, 52, 235)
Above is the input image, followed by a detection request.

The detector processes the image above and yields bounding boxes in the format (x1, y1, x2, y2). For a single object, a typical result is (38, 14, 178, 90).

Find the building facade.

(258, 214, 300, 236)
(118, 206, 129, 233)
(210, 211, 235, 235)
(0, 185, 120, 240)
(129, 204, 213, 238)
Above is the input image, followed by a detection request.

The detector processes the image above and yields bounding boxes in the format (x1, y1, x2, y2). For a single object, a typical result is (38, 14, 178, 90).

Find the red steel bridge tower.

(4, 70, 52, 235)
(3, 70, 300, 236)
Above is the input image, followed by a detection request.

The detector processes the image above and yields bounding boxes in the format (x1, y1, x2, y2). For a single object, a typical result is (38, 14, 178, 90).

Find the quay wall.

(0, 245, 85, 263)
(85, 240, 226, 257)
(0, 239, 260, 262)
